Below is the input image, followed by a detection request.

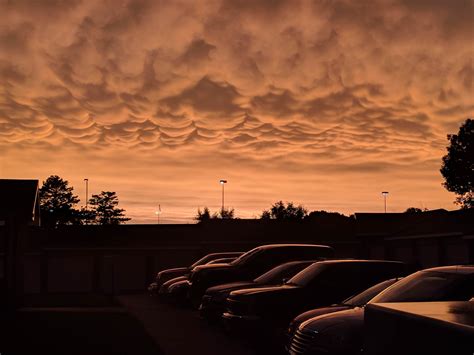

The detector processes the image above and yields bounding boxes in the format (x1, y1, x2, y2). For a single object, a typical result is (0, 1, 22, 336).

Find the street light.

(219, 180, 227, 214)
(382, 191, 389, 213)
(155, 204, 161, 224)
(84, 178, 89, 210)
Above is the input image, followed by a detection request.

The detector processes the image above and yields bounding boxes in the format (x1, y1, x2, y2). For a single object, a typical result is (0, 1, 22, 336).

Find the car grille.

(288, 328, 317, 354)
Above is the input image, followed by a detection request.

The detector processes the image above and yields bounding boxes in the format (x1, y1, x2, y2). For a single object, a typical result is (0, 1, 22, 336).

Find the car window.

(287, 263, 327, 287)
(254, 262, 313, 284)
(230, 247, 262, 266)
(191, 255, 215, 268)
(370, 271, 473, 303)
(344, 278, 399, 306)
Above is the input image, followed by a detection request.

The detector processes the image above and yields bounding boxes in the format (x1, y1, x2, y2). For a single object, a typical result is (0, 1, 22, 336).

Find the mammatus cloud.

(1, 0, 472, 222)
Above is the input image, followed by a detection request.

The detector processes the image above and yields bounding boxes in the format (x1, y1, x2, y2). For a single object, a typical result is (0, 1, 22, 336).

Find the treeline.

(39, 175, 130, 228)
(195, 201, 352, 222)
(195, 201, 434, 223)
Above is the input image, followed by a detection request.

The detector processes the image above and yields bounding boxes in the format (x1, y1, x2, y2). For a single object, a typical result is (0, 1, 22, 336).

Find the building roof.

(0, 179, 40, 223)
(355, 209, 447, 237)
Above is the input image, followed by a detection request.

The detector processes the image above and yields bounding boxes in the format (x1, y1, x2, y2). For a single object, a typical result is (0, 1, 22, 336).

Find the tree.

(440, 118, 474, 209)
(39, 175, 80, 227)
(306, 210, 352, 221)
(88, 191, 130, 225)
(219, 207, 235, 219)
(195, 207, 211, 221)
(260, 201, 308, 220)
(404, 207, 424, 213)
(77, 206, 97, 225)
(195, 206, 235, 222)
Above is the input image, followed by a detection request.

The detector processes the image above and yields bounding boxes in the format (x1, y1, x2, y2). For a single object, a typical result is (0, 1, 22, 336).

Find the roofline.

(317, 259, 404, 264)
(257, 244, 334, 249)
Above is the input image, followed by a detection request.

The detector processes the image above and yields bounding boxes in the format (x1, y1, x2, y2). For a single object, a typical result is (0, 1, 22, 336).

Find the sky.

(0, 0, 473, 223)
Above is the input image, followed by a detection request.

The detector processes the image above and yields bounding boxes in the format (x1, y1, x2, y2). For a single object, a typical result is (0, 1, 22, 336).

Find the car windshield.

(370, 270, 470, 303)
(254, 262, 302, 284)
(344, 278, 400, 306)
(190, 255, 216, 268)
(230, 247, 262, 266)
(286, 262, 326, 287)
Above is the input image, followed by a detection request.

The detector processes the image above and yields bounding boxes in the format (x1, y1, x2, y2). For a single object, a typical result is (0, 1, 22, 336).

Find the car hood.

(206, 281, 257, 295)
(292, 305, 352, 326)
(301, 307, 365, 333)
(162, 275, 187, 288)
(158, 267, 188, 277)
(192, 263, 233, 272)
(169, 279, 190, 290)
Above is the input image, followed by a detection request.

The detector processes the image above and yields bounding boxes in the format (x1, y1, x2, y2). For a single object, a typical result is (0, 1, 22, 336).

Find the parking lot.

(118, 294, 258, 355)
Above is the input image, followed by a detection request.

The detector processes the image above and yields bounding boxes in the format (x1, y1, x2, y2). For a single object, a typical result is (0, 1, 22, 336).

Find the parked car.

(207, 257, 239, 264)
(148, 252, 243, 294)
(161, 259, 243, 304)
(187, 244, 335, 307)
(200, 260, 315, 320)
(288, 265, 474, 355)
(222, 260, 406, 339)
(286, 277, 401, 340)
(157, 258, 240, 297)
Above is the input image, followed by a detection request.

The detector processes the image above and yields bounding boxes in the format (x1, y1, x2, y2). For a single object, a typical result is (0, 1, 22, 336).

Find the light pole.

(382, 191, 389, 213)
(84, 178, 89, 210)
(155, 204, 161, 224)
(219, 180, 227, 215)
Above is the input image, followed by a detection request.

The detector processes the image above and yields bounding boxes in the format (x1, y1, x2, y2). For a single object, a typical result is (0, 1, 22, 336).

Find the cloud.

(0, 0, 472, 222)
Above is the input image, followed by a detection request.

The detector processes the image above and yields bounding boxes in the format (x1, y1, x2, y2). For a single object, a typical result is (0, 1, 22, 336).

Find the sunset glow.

(1, 0, 472, 222)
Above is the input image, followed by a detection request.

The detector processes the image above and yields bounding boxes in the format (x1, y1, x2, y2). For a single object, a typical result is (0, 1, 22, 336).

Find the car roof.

(316, 259, 404, 265)
(273, 260, 317, 267)
(421, 265, 474, 274)
(205, 252, 243, 256)
(256, 244, 333, 250)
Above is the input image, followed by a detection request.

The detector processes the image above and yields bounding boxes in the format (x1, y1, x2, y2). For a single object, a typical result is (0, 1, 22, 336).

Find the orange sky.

(1, 0, 473, 223)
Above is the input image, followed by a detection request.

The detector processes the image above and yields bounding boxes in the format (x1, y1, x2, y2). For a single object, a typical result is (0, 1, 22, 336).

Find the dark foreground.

(117, 295, 257, 355)
(0, 294, 256, 355)
(0, 305, 162, 355)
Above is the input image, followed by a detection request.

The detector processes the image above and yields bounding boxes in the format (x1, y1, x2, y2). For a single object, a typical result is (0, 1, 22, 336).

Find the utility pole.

(382, 191, 389, 213)
(84, 178, 89, 210)
(219, 180, 227, 215)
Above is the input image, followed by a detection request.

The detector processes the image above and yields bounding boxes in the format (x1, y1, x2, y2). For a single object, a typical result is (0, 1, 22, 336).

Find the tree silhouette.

(219, 207, 235, 219)
(195, 206, 235, 221)
(39, 175, 80, 227)
(88, 191, 130, 225)
(306, 210, 352, 221)
(261, 201, 308, 220)
(404, 207, 425, 213)
(77, 206, 97, 225)
(440, 118, 474, 209)
(195, 207, 211, 221)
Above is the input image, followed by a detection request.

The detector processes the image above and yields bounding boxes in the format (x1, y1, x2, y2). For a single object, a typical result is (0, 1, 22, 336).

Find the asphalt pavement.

(118, 294, 258, 355)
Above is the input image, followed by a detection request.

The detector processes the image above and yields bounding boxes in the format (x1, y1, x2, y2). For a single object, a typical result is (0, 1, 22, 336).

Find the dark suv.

(187, 244, 335, 307)
(288, 265, 474, 355)
(148, 251, 243, 293)
(200, 260, 315, 320)
(223, 260, 406, 336)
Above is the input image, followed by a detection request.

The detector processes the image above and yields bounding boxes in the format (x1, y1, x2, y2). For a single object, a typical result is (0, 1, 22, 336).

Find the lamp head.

(219, 179, 227, 184)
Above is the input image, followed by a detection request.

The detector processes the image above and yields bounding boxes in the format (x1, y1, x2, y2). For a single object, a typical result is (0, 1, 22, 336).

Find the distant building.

(0, 179, 40, 226)
(355, 209, 474, 267)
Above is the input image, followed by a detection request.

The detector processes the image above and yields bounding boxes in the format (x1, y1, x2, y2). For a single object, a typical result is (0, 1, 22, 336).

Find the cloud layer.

(1, 0, 472, 222)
